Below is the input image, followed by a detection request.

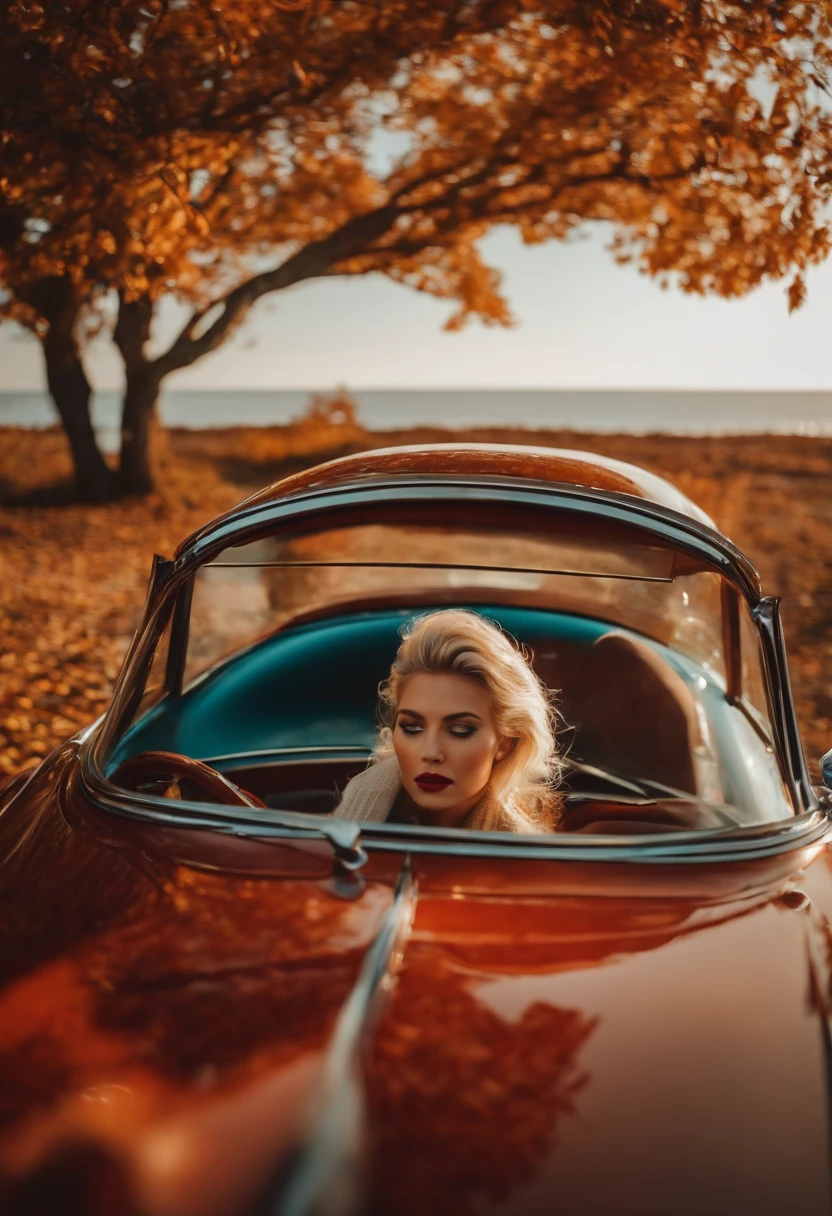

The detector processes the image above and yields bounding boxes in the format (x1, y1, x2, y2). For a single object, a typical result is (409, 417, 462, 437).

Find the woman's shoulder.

(332, 754, 402, 823)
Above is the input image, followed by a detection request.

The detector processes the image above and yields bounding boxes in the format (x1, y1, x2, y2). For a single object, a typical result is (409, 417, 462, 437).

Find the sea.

(2, 388, 832, 452)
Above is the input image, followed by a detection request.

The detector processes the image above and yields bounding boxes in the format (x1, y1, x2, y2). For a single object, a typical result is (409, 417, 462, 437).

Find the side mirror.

(821, 749, 832, 791)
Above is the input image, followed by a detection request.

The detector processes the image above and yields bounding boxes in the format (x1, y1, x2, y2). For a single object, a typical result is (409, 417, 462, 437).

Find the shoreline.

(4, 420, 832, 438)
(3, 384, 832, 443)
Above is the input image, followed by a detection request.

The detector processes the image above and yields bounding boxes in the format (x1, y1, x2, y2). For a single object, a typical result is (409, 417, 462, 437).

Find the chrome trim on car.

(754, 597, 816, 812)
(73, 713, 106, 745)
(276, 857, 415, 1216)
(354, 809, 832, 864)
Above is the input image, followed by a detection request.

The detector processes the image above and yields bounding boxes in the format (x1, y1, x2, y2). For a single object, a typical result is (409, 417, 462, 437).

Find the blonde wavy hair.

(373, 609, 563, 831)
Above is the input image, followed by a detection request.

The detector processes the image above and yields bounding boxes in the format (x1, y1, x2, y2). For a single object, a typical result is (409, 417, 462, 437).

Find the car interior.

(108, 600, 792, 834)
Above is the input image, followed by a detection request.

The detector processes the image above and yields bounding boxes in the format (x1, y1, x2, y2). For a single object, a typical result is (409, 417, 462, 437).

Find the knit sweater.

(333, 754, 528, 832)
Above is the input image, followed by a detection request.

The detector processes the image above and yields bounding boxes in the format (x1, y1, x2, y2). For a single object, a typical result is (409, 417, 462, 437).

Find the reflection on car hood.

(362, 888, 832, 1216)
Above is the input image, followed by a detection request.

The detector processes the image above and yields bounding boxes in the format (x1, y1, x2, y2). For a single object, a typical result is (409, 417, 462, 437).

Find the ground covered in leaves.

(2, 407, 832, 783)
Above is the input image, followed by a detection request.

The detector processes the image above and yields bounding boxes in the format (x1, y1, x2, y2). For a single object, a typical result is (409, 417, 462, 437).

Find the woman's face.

(392, 672, 511, 827)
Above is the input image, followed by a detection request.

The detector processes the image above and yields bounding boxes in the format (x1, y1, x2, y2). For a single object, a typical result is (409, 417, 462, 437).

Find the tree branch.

(155, 199, 402, 375)
(340, 159, 708, 271)
(153, 125, 707, 378)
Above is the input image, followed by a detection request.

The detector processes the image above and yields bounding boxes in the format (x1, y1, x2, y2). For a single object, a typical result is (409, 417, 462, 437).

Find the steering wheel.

(109, 750, 267, 809)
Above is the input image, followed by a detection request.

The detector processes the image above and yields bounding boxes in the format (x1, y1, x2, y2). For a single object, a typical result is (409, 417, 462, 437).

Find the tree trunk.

(117, 367, 162, 496)
(39, 282, 114, 502)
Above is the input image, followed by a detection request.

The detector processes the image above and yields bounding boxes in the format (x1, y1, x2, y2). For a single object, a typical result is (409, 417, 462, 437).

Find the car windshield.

(184, 521, 725, 686)
(108, 508, 795, 834)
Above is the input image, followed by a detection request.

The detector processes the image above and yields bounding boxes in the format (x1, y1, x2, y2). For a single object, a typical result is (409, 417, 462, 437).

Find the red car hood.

(362, 884, 832, 1216)
(2, 755, 831, 1216)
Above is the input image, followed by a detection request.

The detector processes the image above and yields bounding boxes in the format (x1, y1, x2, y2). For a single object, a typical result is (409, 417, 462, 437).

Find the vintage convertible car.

(2, 443, 832, 1216)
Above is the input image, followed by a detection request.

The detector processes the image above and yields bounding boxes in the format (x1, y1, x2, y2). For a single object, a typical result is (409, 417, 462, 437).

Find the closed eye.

(397, 722, 477, 739)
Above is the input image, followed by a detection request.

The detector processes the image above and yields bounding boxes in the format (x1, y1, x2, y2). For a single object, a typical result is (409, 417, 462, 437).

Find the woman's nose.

(421, 732, 444, 763)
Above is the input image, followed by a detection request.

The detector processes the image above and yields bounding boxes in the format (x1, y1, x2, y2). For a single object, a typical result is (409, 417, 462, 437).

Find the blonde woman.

(334, 609, 563, 833)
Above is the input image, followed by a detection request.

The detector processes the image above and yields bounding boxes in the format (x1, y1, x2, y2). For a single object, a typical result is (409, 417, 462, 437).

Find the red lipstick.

(415, 772, 453, 793)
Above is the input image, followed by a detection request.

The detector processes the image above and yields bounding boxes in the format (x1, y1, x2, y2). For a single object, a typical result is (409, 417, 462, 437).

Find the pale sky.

(2, 222, 832, 392)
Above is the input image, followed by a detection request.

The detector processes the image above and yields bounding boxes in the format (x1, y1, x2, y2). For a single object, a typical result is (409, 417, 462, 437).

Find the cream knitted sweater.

(333, 754, 520, 832)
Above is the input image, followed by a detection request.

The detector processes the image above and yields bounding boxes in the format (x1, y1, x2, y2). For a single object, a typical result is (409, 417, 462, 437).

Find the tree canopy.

(3, 0, 832, 496)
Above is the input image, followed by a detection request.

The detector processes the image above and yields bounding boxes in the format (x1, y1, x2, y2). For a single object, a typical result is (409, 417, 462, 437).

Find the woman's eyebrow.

(396, 709, 482, 722)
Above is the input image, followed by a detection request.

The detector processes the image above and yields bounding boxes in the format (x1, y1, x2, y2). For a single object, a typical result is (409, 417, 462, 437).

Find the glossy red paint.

(176, 443, 718, 560)
(0, 746, 392, 1214)
(364, 877, 832, 1216)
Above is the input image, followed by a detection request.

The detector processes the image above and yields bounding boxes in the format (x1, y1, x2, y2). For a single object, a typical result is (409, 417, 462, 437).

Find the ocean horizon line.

(2, 386, 832, 446)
